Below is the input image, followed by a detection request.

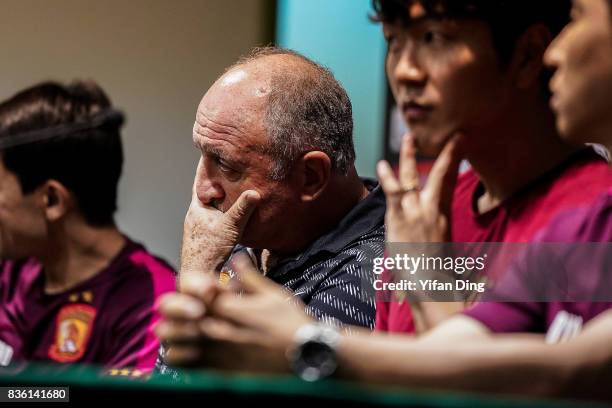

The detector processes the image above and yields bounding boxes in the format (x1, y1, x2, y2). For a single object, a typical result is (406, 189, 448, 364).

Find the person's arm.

(337, 312, 612, 399)
(409, 302, 466, 333)
(158, 259, 612, 400)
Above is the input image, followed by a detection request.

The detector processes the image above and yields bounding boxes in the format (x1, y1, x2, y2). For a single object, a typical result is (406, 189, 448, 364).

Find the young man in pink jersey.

(0, 81, 176, 371)
(373, 0, 612, 333)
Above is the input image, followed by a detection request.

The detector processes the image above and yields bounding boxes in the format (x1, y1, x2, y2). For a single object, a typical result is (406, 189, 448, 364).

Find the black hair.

(373, 0, 570, 63)
(229, 47, 354, 180)
(0, 80, 124, 226)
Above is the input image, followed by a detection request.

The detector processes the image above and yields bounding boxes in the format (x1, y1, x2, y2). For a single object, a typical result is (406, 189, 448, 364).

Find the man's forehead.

(199, 70, 270, 118)
(193, 111, 243, 147)
(193, 107, 268, 157)
(384, 0, 485, 27)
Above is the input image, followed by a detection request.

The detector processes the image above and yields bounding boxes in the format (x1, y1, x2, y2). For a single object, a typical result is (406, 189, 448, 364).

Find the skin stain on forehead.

(220, 69, 247, 87)
(254, 86, 270, 97)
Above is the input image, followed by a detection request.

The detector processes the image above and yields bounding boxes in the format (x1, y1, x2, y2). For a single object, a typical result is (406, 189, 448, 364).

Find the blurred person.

(154, 0, 612, 400)
(545, 0, 612, 147)
(0, 81, 176, 372)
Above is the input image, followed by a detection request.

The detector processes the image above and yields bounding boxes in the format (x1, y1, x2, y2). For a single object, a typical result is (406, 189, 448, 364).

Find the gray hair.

(230, 47, 355, 180)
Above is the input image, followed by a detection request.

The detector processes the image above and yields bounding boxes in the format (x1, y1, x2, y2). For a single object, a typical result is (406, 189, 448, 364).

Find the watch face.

(296, 341, 337, 382)
(301, 341, 333, 365)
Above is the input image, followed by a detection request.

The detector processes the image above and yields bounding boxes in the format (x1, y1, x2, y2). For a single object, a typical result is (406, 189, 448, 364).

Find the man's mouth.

(401, 101, 433, 122)
(548, 74, 563, 112)
(549, 87, 565, 113)
(550, 94, 561, 112)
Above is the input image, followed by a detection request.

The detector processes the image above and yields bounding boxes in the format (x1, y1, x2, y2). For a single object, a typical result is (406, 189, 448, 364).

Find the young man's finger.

(230, 251, 275, 294)
(398, 134, 420, 208)
(158, 292, 205, 320)
(154, 319, 202, 344)
(198, 316, 257, 345)
(377, 160, 402, 210)
(179, 271, 222, 306)
(398, 134, 420, 189)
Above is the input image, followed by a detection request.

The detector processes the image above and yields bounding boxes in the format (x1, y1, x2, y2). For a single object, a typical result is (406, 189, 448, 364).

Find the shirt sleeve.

(462, 241, 554, 333)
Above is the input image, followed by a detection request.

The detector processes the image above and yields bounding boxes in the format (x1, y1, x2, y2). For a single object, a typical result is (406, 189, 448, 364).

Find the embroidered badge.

(48, 304, 96, 363)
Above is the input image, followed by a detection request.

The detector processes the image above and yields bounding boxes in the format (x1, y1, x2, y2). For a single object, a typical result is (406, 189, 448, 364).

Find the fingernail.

(376, 161, 386, 171)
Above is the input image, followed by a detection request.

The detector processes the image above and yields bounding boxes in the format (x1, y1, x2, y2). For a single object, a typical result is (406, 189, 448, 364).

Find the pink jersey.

(0, 238, 176, 371)
(376, 149, 612, 333)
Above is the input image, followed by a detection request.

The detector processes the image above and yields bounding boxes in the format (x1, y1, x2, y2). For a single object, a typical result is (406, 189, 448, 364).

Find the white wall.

(0, 0, 273, 266)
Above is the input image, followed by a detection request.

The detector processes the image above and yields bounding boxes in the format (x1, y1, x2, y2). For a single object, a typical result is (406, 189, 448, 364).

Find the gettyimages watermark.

(373, 252, 488, 294)
(356, 243, 612, 303)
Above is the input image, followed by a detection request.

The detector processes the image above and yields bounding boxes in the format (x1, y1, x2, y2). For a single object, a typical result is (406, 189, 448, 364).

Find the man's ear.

(295, 151, 332, 202)
(509, 24, 553, 90)
(39, 180, 73, 222)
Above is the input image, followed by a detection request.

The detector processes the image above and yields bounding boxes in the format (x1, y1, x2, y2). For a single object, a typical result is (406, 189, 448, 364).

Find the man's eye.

(216, 157, 240, 178)
(386, 35, 402, 53)
(217, 159, 234, 173)
(422, 30, 446, 45)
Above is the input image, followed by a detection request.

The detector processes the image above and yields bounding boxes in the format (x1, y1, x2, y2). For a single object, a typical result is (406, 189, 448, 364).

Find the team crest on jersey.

(48, 304, 96, 363)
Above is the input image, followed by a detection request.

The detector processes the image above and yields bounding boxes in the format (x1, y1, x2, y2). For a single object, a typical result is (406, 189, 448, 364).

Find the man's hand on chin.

(180, 173, 261, 276)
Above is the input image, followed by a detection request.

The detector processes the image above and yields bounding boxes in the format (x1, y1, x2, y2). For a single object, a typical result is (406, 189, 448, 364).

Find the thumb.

(179, 271, 222, 306)
(224, 189, 261, 232)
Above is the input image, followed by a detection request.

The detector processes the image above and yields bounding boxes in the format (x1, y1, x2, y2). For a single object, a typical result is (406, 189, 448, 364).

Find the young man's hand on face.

(377, 133, 463, 245)
(377, 133, 465, 331)
(180, 171, 261, 276)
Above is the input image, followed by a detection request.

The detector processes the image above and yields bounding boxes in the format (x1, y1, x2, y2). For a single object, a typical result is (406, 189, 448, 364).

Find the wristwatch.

(288, 323, 341, 382)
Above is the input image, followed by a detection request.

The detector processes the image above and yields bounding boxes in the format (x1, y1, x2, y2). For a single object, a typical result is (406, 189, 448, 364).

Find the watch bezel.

(288, 323, 341, 382)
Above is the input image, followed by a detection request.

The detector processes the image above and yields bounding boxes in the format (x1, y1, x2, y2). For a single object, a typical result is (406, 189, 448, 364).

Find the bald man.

(161, 47, 384, 356)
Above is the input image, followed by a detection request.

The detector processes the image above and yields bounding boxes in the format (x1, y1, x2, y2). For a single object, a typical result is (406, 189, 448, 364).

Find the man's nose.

(195, 161, 224, 205)
(543, 33, 563, 69)
(196, 179, 224, 206)
(394, 44, 427, 87)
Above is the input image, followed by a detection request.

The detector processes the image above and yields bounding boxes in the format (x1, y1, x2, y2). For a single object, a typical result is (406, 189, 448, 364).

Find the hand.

(158, 253, 315, 372)
(155, 273, 220, 365)
(376, 133, 463, 244)
(377, 133, 465, 329)
(180, 166, 261, 276)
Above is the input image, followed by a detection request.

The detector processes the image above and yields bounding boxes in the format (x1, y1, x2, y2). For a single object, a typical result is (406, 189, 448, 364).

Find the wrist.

(180, 240, 233, 274)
